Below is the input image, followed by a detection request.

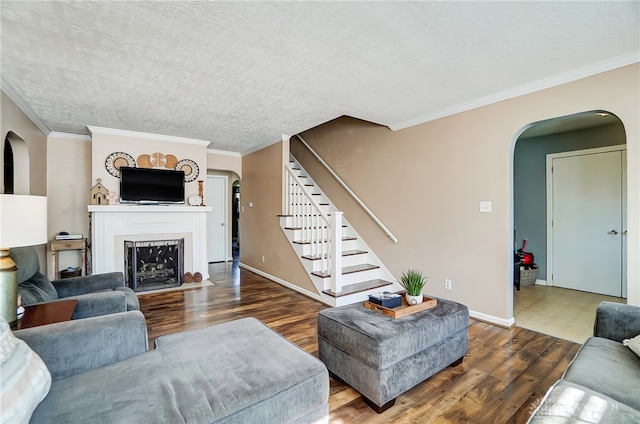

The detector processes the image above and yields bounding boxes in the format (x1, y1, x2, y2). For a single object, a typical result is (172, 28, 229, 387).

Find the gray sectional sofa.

(14, 311, 329, 423)
(527, 301, 640, 423)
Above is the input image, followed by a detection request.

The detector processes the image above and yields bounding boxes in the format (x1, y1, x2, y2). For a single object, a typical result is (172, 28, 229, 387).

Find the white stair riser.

(304, 252, 368, 272)
(295, 239, 357, 256)
(285, 227, 347, 241)
(340, 268, 380, 286)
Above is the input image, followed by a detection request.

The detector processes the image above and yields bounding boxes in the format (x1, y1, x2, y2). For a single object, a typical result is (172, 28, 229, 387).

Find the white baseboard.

(469, 310, 515, 328)
(241, 263, 516, 328)
(535, 279, 548, 286)
(239, 263, 323, 302)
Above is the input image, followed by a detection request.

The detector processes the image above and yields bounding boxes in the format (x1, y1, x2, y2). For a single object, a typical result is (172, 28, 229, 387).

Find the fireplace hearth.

(125, 239, 184, 292)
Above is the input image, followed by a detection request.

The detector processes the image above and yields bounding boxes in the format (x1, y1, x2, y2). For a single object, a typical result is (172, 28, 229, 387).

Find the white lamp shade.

(0, 195, 48, 248)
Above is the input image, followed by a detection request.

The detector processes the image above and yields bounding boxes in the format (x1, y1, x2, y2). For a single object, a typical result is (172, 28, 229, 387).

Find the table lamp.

(0, 194, 47, 324)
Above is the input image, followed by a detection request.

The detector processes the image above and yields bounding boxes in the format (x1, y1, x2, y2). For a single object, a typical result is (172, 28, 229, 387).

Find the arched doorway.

(3, 131, 30, 194)
(511, 110, 627, 343)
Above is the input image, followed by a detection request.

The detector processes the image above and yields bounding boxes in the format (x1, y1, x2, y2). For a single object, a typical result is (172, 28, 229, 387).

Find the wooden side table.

(50, 239, 87, 280)
(11, 299, 77, 330)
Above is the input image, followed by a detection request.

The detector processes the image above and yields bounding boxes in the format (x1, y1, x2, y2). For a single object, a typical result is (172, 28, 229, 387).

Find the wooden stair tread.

(312, 263, 380, 278)
(302, 250, 367, 261)
(322, 279, 394, 298)
(293, 236, 357, 245)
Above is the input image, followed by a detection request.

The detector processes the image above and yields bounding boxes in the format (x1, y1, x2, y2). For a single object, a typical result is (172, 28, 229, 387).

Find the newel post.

(331, 212, 343, 293)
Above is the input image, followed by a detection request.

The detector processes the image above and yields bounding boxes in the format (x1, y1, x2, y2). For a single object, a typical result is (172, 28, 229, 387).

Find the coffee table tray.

(364, 294, 437, 318)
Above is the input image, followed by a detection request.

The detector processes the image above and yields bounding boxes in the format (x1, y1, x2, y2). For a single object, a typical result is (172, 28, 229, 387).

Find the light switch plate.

(480, 201, 492, 213)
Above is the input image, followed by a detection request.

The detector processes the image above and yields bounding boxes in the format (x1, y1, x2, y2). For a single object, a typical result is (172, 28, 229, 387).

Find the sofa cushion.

(0, 316, 52, 423)
(32, 317, 328, 423)
(18, 271, 58, 304)
(563, 336, 640, 411)
(10, 246, 41, 283)
(528, 380, 640, 423)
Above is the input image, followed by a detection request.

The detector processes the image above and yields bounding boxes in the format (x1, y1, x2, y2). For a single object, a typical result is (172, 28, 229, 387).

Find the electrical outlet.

(445, 279, 452, 290)
(261, 256, 265, 263)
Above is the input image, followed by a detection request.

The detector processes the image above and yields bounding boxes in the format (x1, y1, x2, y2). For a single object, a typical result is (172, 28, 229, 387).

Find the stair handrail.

(295, 134, 399, 243)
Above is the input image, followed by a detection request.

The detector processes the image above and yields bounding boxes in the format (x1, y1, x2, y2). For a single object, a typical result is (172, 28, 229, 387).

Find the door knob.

(608, 229, 619, 235)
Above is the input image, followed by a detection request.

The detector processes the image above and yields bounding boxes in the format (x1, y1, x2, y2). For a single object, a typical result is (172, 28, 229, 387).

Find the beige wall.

(207, 150, 242, 178)
(241, 142, 317, 294)
(90, 130, 208, 201)
(47, 134, 92, 270)
(1, 92, 47, 196)
(244, 63, 640, 322)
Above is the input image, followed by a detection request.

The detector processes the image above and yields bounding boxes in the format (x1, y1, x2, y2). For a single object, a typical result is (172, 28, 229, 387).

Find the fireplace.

(125, 239, 184, 292)
(88, 205, 211, 280)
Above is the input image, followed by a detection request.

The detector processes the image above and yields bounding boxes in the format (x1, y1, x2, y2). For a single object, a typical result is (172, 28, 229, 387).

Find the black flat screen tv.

(119, 167, 185, 205)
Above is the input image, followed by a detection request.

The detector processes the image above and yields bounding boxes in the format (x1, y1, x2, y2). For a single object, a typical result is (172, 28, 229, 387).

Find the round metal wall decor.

(105, 152, 136, 177)
(175, 159, 199, 182)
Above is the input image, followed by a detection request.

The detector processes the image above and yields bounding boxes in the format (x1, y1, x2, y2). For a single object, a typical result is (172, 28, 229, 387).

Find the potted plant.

(399, 269, 428, 305)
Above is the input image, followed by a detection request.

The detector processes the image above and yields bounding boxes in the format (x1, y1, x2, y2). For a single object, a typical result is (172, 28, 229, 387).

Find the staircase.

(279, 155, 400, 306)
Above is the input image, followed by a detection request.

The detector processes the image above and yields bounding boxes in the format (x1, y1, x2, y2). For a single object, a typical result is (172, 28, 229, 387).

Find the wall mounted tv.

(119, 167, 185, 205)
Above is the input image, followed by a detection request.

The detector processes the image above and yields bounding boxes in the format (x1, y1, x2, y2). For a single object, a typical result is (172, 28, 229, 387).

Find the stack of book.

(55, 234, 83, 240)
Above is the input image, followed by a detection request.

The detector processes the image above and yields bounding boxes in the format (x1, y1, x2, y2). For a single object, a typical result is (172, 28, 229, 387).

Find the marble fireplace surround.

(88, 205, 212, 280)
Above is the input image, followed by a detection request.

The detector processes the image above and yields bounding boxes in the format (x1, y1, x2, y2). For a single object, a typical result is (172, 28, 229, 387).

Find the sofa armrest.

(52, 272, 125, 297)
(593, 301, 640, 342)
(14, 310, 148, 381)
(69, 291, 128, 318)
(27, 292, 127, 319)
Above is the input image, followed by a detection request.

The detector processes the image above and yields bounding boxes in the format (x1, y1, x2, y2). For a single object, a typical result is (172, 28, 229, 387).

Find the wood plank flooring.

(138, 261, 580, 424)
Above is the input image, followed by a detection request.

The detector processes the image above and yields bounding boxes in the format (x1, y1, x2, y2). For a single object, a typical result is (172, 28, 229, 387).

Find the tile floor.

(514, 284, 626, 344)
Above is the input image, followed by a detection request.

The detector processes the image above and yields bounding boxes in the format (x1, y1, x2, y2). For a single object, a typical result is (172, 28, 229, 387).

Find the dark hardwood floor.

(138, 260, 580, 424)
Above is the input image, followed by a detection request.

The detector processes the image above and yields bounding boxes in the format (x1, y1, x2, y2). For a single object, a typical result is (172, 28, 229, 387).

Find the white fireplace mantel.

(88, 205, 212, 279)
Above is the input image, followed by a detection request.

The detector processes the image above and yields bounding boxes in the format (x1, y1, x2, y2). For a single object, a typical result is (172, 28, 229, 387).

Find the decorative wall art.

(175, 159, 199, 182)
(105, 152, 136, 177)
(137, 153, 178, 169)
(105, 151, 199, 182)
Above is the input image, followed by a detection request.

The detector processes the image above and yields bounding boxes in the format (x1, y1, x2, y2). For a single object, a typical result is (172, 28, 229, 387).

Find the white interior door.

(207, 175, 228, 262)
(549, 148, 624, 296)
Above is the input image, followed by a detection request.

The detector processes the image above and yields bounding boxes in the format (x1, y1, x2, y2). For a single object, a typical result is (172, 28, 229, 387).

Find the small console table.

(50, 238, 87, 280)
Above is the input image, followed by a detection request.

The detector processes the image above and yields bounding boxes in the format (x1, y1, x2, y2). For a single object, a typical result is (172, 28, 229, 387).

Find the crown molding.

(86, 126, 211, 146)
(48, 131, 91, 142)
(389, 51, 640, 131)
(1, 77, 51, 136)
(241, 138, 282, 156)
(207, 148, 241, 157)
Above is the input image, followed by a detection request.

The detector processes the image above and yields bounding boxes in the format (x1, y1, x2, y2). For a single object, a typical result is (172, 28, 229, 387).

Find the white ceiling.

(1, 1, 638, 153)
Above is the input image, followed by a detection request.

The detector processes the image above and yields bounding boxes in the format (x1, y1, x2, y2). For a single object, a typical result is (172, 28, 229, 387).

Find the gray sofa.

(528, 301, 640, 423)
(12, 246, 139, 318)
(14, 311, 329, 423)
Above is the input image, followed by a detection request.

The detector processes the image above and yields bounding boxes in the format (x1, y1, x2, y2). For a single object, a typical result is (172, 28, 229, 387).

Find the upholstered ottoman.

(318, 298, 468, 412)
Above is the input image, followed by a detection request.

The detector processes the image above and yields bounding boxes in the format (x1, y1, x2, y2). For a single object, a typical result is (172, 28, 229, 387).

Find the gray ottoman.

(318, 298, 469, 412)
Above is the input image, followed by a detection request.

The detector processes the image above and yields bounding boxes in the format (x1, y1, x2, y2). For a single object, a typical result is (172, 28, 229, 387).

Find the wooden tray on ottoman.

(364, 295, 437, 318)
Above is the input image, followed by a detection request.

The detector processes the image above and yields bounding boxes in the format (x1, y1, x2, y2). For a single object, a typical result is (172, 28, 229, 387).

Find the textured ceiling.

(1, 1, 639, 153)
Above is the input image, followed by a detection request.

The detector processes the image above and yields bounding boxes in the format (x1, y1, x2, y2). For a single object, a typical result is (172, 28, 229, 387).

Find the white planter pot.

(405, 294, 423, 305)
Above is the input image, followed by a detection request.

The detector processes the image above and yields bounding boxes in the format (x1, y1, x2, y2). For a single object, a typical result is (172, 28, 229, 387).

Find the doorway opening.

(232, 180, 240, 260)
(511, 110, 627, 343)
(3, 132, 30, 194)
